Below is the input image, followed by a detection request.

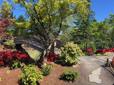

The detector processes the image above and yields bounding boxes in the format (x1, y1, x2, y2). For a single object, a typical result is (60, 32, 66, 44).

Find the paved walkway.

(79, 55, 114, 85)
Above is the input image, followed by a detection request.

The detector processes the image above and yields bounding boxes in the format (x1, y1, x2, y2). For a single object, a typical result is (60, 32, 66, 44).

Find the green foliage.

(19, 64, 43, 85)
(84, 52, 94, 56)
(77, 43, 85, 50)
(12, 61, 21, 68)
(55, 64, 58, 67)
(16, 15, 26, 22)
(7, 70, 10, 74)
(61, 69, 79, 81)
(82, 53, 85, 56)
(4, 40, 15, 48)
(11, 0, 90, 40)
(96, 53, 100, 56)
(59, 42, 82, 65)
(88, 43, 96, 52)
(40, 64, 53, 76)
(0, 78, 2, 82)
(103, 53, 108, 56)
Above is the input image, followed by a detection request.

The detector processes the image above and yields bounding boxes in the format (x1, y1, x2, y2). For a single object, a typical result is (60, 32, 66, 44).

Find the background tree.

(71, 0, 96, 51)
(16, 15, 26, 22)
(94, 18, 110, 50)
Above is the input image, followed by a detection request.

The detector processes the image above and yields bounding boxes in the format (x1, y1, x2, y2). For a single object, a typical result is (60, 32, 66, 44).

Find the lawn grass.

(26, 50, 42, 62)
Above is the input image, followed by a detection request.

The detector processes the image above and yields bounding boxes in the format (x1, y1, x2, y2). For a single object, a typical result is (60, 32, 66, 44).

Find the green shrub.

(96, 53, 100, 56)
(82, 53, 85, 56)
(4, 40, 15, 48)
(19, 64, 43, 85)
(103, 53, 108, 56)
(84, 52, 94, 56)
(59, 42, 82, 65)
(40, 64, 53, 76)
(0, 78, 2, 82)
(12, 61, 21, 68)
(61, 69, 79, 81)
(7, 70, 10, 74)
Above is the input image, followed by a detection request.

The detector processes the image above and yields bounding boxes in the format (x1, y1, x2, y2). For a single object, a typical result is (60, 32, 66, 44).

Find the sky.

(0, 0, 114, 22)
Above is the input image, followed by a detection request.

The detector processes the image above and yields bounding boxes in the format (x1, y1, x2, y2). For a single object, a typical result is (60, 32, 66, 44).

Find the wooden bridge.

(14, 36, 64, 54)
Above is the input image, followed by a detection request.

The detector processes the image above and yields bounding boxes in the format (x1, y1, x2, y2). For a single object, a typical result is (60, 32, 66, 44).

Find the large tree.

(4, 0, 90, 63)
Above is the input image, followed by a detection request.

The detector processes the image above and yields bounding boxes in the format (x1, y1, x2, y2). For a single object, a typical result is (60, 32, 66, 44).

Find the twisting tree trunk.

(86, 33, 89, 52)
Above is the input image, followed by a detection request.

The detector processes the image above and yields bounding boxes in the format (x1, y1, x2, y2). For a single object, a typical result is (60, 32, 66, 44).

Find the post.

(54, 41, 56, 54)
(106, 58, 110, 67)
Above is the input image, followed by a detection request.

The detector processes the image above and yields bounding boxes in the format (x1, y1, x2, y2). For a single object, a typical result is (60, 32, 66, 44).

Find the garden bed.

(0, 44, 82, 85)
(0, 63, 82, 85)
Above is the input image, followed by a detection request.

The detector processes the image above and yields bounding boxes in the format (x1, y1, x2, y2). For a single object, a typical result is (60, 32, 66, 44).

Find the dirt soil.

(0, 45, 83, 85)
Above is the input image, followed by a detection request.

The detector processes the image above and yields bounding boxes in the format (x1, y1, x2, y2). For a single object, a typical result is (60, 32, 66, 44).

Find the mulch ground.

(0, 63, 83, 85)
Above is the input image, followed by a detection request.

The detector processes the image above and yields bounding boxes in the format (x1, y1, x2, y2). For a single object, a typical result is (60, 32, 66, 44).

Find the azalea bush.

(95, 48, 114, 54)
(61, 69, 79, 81)
(87, 49, 94, 53)
(0, 51, 31, 67)
(47, 53, 59, 62)
(19, 64, 43, 85)
(59, 42, 82, 65)
(82, 49, 94, 56)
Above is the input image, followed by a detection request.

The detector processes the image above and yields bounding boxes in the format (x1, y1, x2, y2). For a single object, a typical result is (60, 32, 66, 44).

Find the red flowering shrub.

(47, 53, 59, 62)
(87, 49, 94, 53)
(0, 61, 4, 66)
(82, 49, 94, 53)
(112, 48, 114, 52)
(95, 49, 103, 54)
(95, 48, 114, 54)
(0, 51, 31, 67)
(102, 49, 106, 54)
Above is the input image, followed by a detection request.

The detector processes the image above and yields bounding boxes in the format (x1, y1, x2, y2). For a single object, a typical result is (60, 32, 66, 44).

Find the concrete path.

(79, 55, 114, 85)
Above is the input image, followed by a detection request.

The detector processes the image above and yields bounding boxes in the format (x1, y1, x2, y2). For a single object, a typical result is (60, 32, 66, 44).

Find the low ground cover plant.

(84, 52, 94, 56)
(7, 70, 10, 74)
(103, 53, 108, 56)
(96, 53, 100, 56)
(0, 78, 2, 82)
(59, 42, 82, 65)
(40, 64, 53, 76)
(82, 53, 85, 56)
(61, 69, 79, 81)
(19, 64, 43, 85)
